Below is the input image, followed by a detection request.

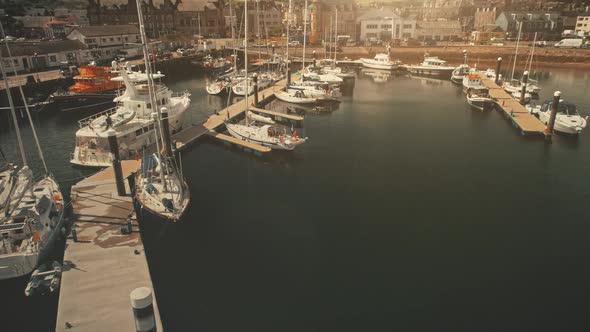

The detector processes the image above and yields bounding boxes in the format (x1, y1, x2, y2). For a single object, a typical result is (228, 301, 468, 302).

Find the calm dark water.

(1, 63, 590, 331)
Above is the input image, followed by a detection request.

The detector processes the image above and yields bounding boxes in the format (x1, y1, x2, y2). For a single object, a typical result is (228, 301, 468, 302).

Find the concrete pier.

(55, 160, 162, 332)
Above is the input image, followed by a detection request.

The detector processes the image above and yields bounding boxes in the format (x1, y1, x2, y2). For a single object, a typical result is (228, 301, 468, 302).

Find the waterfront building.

(474, 7, 499, 30)
(0, 40, 87, 72)
(357, 8, 416, 42)
(471, 25, 505, 42)
(420, 0, 475, 31)
(575, 15, 590, 36)
(67, 25, 141, 62)
(309, 0, 358, 44)
(87, 0, 225, 38)
(495, 10, 564, 40)
(415, 20, 463, 41)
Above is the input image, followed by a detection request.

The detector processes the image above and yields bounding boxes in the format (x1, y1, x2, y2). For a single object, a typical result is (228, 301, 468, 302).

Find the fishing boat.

(49, 64, 121, 112)
(466, 87, 494, 111)
(131, 0, 190, 224)
(527, 99, 588, 135)
(451, 50, 470, 84)
(0, 50, 66, 281)
(70, 68, 190, 168)
(408, 54, 455, 78)
(360, 53, 400, 70)
(202, 55, 232, 72)
(462, 73, 486, 93)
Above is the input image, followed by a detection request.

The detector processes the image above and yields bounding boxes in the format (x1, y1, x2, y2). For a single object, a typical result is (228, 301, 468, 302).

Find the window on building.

(366, 33, 377, 38)
(381, 24, 391, 29)
(578, 23, 584, 27)
(366, 24, 378, 29)
(49, 55, 57, 62)
(106, 50, 110, 55)
(403, 24, 413, 29)
(402, 33, 411, 38)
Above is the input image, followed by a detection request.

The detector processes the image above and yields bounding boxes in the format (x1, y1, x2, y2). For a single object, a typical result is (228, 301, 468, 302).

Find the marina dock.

(172, 74, 301, 153)
(480, 76, 546, 135)
(56, 160, 162, 332)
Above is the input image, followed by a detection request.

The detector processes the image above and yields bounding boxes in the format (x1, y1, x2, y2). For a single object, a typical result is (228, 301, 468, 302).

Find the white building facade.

(67, 25, 141, 62)
(575, 16, 590, 36)
(357, 9, 416, 42)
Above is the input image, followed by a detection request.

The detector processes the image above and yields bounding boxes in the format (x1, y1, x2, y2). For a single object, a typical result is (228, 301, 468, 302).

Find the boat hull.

(361, 60, 397, 71)
(409, 67, 454, 79)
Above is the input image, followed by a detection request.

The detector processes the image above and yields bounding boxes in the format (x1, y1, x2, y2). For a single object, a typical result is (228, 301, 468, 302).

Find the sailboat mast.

(528, 32, 537, 73)
(135, 0, 168, 190)
(334, 7, 338, 62)
(286, 0, 291, 78)
(244, 0, 249, 123)
(302, 0, 308, 70)
(256, 0, 261, 60)
(1, 22, 47, 173)
(511, 21, 522, 81)
(0, 47, 27, 167)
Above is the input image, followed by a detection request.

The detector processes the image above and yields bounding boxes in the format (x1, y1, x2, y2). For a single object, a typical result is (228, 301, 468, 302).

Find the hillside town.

(0, 0, 589, 72)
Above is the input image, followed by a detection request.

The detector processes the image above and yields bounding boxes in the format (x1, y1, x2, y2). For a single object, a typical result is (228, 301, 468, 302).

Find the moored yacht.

(408, 54, 455, 78)
(466, 87, 494, 111)
(462, 73, 486, 93)
(527, 99, 587, 135)
(360, 53, 400, 70)
(70, 68, 190, 168)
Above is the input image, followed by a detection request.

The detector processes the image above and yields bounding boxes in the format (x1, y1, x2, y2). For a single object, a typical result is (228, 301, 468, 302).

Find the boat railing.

(77, 107, 119, 128)
(171, 90, 190, 98)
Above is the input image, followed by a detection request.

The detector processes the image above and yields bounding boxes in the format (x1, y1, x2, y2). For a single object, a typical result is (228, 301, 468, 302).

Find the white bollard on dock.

(130, 287, 157, 332)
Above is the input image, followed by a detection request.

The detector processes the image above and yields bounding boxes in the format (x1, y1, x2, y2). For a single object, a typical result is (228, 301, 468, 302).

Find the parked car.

(581, 41, 590, 49)
(423, 40, 437, 46)
(288, 41, 300, 47)
(529, 41, 547, 47)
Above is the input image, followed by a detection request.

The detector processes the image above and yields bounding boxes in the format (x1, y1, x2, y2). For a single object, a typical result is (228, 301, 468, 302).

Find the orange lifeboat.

(68, 66, 121, 94)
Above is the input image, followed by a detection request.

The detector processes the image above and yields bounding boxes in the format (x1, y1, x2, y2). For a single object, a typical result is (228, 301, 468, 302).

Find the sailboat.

(226, 0, 307, 150)
(131, 0, 190, 222)
(0, 34, 65, 281)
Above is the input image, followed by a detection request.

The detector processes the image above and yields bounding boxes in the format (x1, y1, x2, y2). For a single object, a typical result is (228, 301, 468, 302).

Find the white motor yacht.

(70, 69, 190, 168)
(451, 64, 470, 84)
(408, 55, 455, 78)
(527, 99, 587, 135)
(360, 53, 400, 70)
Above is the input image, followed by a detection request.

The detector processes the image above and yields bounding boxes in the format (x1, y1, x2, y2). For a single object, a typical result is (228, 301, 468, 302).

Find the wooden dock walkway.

(56, 160, 162, 332)
(172, 73, 301, 152)
(480, 75, 545, 135)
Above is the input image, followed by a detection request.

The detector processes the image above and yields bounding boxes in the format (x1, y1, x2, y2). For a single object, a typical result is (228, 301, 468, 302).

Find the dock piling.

(253, 73, 259, 106)
(495, 57, 502, 85)
(544, 91, 561, 140)
(107, 129, 126, 196)
(287, 68, 291, 86)
(520, 71, 529, 105)
(130, 287, 157, 332)
(312, 50, 316, 67)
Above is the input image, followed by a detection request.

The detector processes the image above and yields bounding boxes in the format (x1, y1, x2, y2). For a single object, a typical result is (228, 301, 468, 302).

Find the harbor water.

(1, 63, 590, 331)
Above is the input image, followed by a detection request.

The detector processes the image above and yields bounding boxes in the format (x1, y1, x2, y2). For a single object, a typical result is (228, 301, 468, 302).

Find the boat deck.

(172, 74, 297, 153)
(56, 160, 162, 332)
(480, 75, 546, 135)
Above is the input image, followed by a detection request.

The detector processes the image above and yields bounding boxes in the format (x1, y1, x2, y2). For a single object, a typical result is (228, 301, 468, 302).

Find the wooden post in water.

(544, 91, 561, 141)
(253, 73, 259, 106)
(160, 108, 172, 158)
(520, 71, 529, 105)
(495, 57, 502, 85)
(107, 129, 126, 196)
(312, 50, 316, 67)
(287, 67, 291, 85)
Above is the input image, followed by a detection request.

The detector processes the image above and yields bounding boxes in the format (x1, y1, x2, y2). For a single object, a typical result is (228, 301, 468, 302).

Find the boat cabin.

(422, 57, 448, 67)
(541, 100, 580, 116)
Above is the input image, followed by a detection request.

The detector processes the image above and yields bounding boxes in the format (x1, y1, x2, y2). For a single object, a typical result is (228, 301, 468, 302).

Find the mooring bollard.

(544, 91, 561, 140)
(130, 287, 156, 332)
(520, 71, 529, 104)
(107, 129, 126, 196)
(286, 68, 291, 85)
(253, 73, 259, 106)
(312, 50, 316, 67)
(495, 57, 502, 85)
(71, 227, 77, 242)
(127, 218, 133, 234)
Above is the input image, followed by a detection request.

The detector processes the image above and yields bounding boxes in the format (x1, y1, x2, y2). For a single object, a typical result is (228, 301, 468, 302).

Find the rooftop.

(70, 25, 140, 37)
(0, 40, 87, 57)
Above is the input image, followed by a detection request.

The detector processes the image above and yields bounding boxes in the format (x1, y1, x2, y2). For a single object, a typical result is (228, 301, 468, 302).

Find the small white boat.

(503, 79, 540, 95)
(466, 87, 494, 111)
(511, 91, 532, 103)
(288, 82, 342, 99)
(226, 123, 307, 150)
(527, 99, 588, 135)
(360, 53, 400, 70)
(484, 69, 496, 80)
(451, 64, 470, 84)
(302, 68, 343, 84)
(275, 89, 318, 104)
(408, 54, 455, 78)
(206, 79, 231, 95)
